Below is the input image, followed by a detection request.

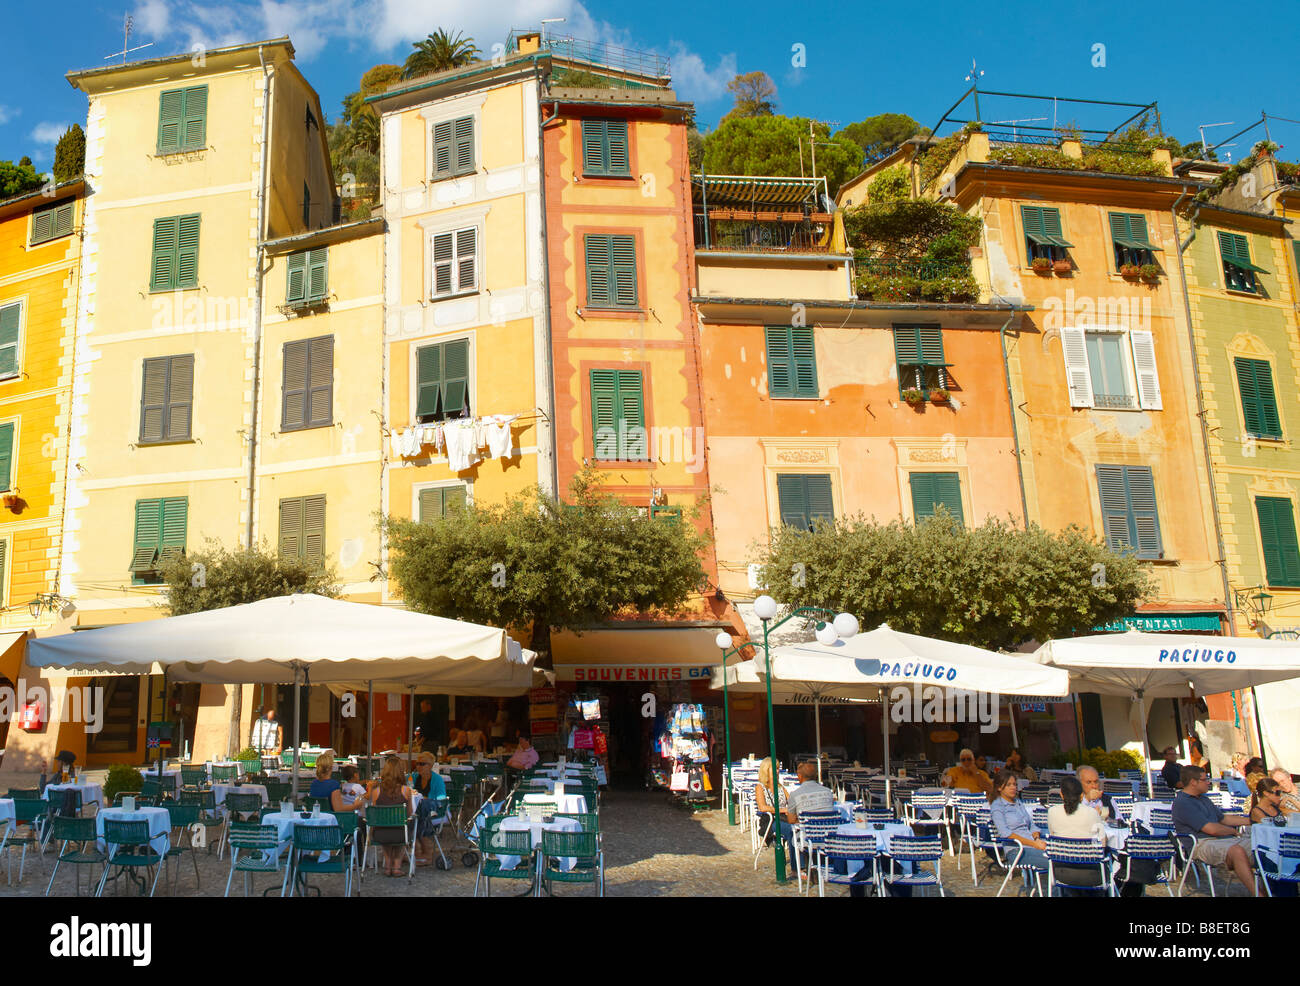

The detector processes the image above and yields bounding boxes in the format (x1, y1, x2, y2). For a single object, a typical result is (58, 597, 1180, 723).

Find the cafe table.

(96, 806, 171, 856)
(213, 783, 270, 807)
(1252, 819, 1300, 877)
(43, 781, 103, 810)
(495, 814, 582, 877)
(523, 792, 587, 815)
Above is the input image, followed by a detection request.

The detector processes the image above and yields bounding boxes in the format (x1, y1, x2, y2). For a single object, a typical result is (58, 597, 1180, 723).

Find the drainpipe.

(997, 313, 1030, 526)
(538, 82, 562, 500)
(1171, 187, 1236, 637)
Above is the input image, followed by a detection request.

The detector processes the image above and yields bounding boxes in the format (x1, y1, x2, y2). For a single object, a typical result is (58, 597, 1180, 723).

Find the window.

(1108, 212, 1160, 269)
(131, 497, 187, 583)
(776, 474, 833, 531)
(584, 234, 638, 309)
(581, 119, 630, 176)
(139, 354, 194, 444)
(286, 248, 328, 305)
(279, 494, 326, 563)
(0, 301, 20, 380)
(431, 228, 477, 297)
(909, 472, 963, 526)
(1257, 497, 1300, 588)
(157, 85, 207, 154)
(432, 116, 475, 180)
(1021, 205, 1073, 262)
(0, 422, 13, 492)
(418, 484, 467, 522)
(1060, 327, 1161, 410)
(150, 214, 200, 291)
(1235, 357, 1282, 439)
(302, 183, 311, 228)
(650, 505, 682, 524)
(30, 200, 74, 246)
(765, 326, 818, 398)
(281, 335, 333, 431)
(1218, 231, 1267, 293)
(590, 368, 645, 460)
(415, 338, 470, 422)
(894, 325, 947, 396)
(1096, 465, 1162, 559)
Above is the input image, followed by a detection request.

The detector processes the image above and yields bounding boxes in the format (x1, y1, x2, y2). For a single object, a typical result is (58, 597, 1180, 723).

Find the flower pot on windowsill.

(1053, 259, 1073, 274)
(1031, 258, 1052, 276)
(1139, 264, 1161, 283)
(930, 389, 950, 405)
(2, 492, 22, 511)
(1120, 264, 1141, 280)
(902, 389, 926, 407)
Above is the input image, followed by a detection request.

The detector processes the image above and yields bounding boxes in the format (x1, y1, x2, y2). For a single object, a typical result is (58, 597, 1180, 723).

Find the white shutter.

(1129, 330, 1162, 410)
(1061, 327, 1094, 408)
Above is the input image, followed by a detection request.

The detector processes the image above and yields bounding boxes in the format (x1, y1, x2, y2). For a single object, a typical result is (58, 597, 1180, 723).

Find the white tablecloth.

(43, 782, 103, 807)
(213, 784, 269, 808)
(0, 798, 13, 839)
(96, 807, 171, 856)
(1128, 802, 1167, 828)
(523, 792, 587, 815)
(496, 815, 582, 871)
(1252, 822, 1300, 876)
(142, 768, 182, 793)
(259, 811, 339, 860)
(833, 821, 913, 852)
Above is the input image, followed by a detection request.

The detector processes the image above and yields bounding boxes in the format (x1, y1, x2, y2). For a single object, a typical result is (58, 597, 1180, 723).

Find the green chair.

(4, 797, 47, 885)
(285, 823, 350, 897)
(539, 829, 602, 896)
(224, 822, 281, 897)
(5, 788, 40, 799)
(280, 751, 297, 768)
(179, 790, 223, 854)
(163, 803, 201, 893)
(44, 815, 106, 896)
(140, 780, 163, 803)
(264, 781, 290, 804)
(237, 759, 262, 778)
(96, 818, 164, 897)
(211, 765, 237, 784)
(41, 789, 83, 851)
(475, 828, 536, 897)
(361, 803, 414, 880)
(222, 792, 265, 859)
(556, 812, 600, 833)
(329, 812, 360, 887)
(180, 768, 208, 791)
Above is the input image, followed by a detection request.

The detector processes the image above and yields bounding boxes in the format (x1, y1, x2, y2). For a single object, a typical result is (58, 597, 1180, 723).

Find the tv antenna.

(965, 59, 985, 121)
(540, 18, 565, 41)
(1197, 121, 1235, 158)
(105, 12, 154, 65)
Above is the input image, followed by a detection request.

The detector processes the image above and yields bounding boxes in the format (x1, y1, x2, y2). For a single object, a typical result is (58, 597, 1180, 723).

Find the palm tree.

(402, 30, 480, 79)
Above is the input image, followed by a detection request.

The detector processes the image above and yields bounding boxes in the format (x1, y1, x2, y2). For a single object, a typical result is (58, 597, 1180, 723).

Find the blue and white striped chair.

(794, 811, 842, 892)
(817, 830, 880, 897)
(1110, 796, 1135, 822)
(881, 834, 945, 897)
(1045, 837, 1113, 897)
(1253, 832, 1300, 898)
(1116, 834, 1176, 896)
(905, 793, 951, 852)
(997, 838, 1047, 897)
(963, 808, 1012, 886)
(1145, 806, 1174, 836)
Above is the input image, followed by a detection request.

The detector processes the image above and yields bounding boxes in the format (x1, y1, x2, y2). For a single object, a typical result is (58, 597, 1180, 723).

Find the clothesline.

(388, 411, 525, 471)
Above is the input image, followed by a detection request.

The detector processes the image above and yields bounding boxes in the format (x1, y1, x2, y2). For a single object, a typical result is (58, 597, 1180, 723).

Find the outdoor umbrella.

(766, 624, 1070, 794)
(1032, 630, 1300, 797)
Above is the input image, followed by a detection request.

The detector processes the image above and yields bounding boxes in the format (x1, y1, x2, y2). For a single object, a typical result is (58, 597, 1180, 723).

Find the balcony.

(507, 31, 670, 86)
(693, 175, 838, 255)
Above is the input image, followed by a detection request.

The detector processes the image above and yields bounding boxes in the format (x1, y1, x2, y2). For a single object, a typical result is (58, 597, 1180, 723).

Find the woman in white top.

(1047, 776, 1107, 842)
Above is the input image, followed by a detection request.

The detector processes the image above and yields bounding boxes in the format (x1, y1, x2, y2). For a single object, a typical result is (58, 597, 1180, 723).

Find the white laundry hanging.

(482, 414, 517, 460)
(443, 419, 481, 472)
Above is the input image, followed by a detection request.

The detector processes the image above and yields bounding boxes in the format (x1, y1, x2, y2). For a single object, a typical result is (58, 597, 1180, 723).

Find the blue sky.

(1, 0, 1296, 167)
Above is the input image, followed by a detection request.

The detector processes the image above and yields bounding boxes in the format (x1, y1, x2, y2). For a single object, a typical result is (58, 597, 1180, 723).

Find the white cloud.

(30, 122, 70, 146)
(666, 45, 736, 103)
(133, 0, 171, 38)
(0, 106, 16, 126)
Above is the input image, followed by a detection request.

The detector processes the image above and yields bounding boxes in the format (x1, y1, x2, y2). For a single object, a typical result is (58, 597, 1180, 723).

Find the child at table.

(338, 765, 366, 807)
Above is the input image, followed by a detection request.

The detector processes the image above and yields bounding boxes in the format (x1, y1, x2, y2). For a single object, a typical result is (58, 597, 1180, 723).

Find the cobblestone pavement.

(1, 788, 1238, 898)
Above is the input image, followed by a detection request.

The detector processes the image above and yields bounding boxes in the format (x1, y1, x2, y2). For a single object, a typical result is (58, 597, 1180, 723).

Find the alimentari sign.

(1094, 614, 1222, 633)
(557, 665, 714, 682)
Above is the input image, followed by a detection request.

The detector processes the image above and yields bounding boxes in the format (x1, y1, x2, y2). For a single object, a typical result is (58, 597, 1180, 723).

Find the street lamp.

(750, 593, 858, 884)
(714, 631, 738, 826)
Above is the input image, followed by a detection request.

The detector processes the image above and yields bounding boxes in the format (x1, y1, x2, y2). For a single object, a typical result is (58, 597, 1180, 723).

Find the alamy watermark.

(888, 684, 999, 734)
(0, 679, 104, 733)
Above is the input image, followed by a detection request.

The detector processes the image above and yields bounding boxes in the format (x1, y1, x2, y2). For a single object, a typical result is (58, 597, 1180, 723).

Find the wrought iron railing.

(507, 33, 670, 81)
(1094, 393, 1138, 410)
(694, 215, 831, 253)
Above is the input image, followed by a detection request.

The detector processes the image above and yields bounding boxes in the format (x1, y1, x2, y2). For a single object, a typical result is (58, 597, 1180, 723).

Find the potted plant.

(1139, 263, 1161, 282)
(1120, 263, 1141, 279)
(1031, 257, 1052, 275)
(902, 388, 926, 406)
(103, 764, 145, 806)
(1053, 257, 1072, 274)
(930, 388, 950, 404)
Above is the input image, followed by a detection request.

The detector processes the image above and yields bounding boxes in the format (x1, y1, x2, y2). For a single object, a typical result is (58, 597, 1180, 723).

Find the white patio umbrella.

(762, 624, 1070, 793)
(1032, 631, 1300, 797)
(28, 594, 535, 795)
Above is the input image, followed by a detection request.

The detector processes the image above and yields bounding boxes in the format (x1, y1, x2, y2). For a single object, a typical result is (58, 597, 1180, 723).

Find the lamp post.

(750, 594, 859, 884)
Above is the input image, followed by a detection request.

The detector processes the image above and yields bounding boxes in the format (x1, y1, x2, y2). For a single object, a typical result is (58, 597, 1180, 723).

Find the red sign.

(18, 701, 43, 731)
(529, 688, 557, 704)
(531, 719, 558, 736)
(557, 665, 713, 682)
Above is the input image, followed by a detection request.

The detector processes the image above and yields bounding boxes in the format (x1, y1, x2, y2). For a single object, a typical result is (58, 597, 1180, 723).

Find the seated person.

(941, 749, 993, 795)
(1270, 768, 1300, 815)
(365, 756, 415, 877)
(786, 761, 836, 818)
(1171, 765, 1256, 897)
(506, 733, 540, 771)
(1076, 765, 1114, 821)
(1046, 776, 1109, 896)
(337, 765, 366, 807)
(447, 727, 472, 756)
(755, 757, 797, 877)
(1244, 757, 1268, 800)
(409, 752, 449, 866)
(974, 754, 990, 777)
(988, 770, 1047, 890)
(1004, 748, 1037, 783)
(1160, 747, 1183, 790)
(308, 751, 364, 815)
(1250, 777, 1284, 824)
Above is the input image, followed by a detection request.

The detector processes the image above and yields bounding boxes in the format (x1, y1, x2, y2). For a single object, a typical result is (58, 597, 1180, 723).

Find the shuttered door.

(282, 339, 308, 430)
(0, 303, 20, 379)
(1258, 497, 1300, 587)
(0, 422, 13, 493)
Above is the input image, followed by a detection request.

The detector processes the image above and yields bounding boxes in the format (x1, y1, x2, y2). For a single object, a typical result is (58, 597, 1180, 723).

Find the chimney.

(517, 32, 542, 54)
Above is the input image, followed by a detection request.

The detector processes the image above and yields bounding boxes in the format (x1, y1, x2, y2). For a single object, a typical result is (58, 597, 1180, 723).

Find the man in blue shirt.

(1171, 765, 1256, 896)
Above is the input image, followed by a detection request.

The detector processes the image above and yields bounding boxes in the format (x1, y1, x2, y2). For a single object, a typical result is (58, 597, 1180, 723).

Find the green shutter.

(1125, 466, 1162, 558)
(282, 339, 308, 430)
(766, 326, 793, 397)
(30, 207, 52, 245)
(616, 369, 645, 458)
(806, 474, 833, 527)
(910, 472, 962, 525)
(29, 201, 73, 245)
(791, 327, 818, 397)
(590, 369, 619, 460)
(0, 422, 13, 493)
(182, 86, 207, 150)
(279, 497, 302, 558)
(1021, 205, 1073, 248)
(167, 354, 194, 441)
(893, 325, 921, 363)
(0, 303, 20, 379)
(307, 336, 333, 427)
(1219, 231, 1268, 273)
(131, 499, 162, 573)
(1236, 357, 1282, 439)
(444, 485, 467, 512)
(585, 235, 612, 307)
(1258, 497, 1300, 588)
(158, 89, 184, 153)
(302, 494, 326, 562)
(53, 201, 74, 239)
(432, 120, 454, 178)
(776, 474, 810, 529)
(611, 235, 638, 307)
(160, 213, 200, 289)
(415, 344, 443, 420)
(606, 120, 629, 175)
(151, 217, 178, 291)
(582, 119, 608, 175)
(453, 116, 474, 174)
(1096, 465, 1133, 553)
(442, 338, 469, 419)
(286, 252, 307, 303)
(420, 485, 467, 522)
(157, 497, 187, 565)
(307, 248, 328, 302)
(139, 356, 169, 442)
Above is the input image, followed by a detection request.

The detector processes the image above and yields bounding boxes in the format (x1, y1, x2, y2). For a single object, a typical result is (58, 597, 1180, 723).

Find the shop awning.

(550, 625, 731, 681)
(0, 630, 27, 683)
